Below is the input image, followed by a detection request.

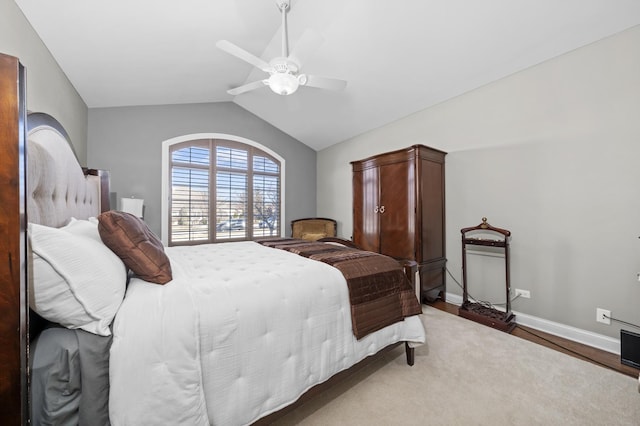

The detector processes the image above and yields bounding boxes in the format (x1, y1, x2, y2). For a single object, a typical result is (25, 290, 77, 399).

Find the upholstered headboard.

(26, 112, 111, 342)
(26, 113, 109, 226)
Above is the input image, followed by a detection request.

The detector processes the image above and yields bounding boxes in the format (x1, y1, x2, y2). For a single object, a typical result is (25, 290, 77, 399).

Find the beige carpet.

(274, 306, 640, 425)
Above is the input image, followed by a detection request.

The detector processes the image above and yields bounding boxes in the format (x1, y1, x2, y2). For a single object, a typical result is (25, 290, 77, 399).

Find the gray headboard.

(26, 112, 109, 227)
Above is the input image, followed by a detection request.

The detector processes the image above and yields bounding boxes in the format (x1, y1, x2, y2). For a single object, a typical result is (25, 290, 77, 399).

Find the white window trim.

(161, 133, 286, 245)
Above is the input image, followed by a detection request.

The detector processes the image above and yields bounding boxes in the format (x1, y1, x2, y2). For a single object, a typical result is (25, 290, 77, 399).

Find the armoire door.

(353, 165, 379, 251)
(378, 159, 416, 260)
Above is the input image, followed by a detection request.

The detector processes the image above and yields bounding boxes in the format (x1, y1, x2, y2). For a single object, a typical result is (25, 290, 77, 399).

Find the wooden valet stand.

(458, 217, 516, 333)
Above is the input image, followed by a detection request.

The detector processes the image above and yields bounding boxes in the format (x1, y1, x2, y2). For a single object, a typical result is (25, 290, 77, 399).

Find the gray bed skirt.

(30, 326, 112, 426)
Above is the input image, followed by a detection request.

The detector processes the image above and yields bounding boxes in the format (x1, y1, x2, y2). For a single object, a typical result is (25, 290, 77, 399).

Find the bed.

(22, 112, 426, 425)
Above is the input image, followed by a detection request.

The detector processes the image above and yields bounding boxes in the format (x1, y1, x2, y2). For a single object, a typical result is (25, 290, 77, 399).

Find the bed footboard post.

(400, 260, 417, 367)
(398, 259, 418, 290)
(405, 342, 415, 366)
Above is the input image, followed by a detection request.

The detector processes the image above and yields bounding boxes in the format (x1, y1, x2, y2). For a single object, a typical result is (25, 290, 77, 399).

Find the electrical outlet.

(514, 289, 530, 299)
(596, 308, 611, 325)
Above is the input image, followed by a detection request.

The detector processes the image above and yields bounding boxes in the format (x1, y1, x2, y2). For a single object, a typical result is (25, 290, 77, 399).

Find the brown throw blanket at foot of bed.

(258, 238, 422, 339)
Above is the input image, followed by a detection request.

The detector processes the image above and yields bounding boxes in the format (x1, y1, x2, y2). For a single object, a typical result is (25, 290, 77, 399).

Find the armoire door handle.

(379, 205, 385, 214)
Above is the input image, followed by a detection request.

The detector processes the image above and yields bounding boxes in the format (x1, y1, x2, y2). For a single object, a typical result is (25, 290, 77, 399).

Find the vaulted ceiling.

(15, 0, 640, 150)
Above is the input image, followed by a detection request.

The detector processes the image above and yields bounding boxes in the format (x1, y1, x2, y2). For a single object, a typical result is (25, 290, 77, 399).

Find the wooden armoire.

(0, 53, 29, 425)
(352, 145, 446, 303)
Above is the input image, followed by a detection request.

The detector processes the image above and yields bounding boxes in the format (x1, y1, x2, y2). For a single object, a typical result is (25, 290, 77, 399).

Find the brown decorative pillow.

(97, 211, 172, 284)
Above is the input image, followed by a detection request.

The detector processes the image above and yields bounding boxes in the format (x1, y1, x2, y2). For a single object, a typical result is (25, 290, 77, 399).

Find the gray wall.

(0, 1, 88, 163)
(317, 25, 640, 339)
(88, 102, 316, 237)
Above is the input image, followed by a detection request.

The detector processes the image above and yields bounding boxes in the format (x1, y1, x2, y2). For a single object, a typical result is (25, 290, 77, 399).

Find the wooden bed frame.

(0, 53, 419, 425)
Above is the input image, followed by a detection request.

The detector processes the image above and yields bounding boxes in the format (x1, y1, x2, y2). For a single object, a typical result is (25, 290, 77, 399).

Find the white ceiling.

(15, 0, 640, 151)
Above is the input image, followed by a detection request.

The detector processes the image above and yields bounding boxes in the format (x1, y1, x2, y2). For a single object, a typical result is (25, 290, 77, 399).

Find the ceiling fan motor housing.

(270, 57, 298, 74)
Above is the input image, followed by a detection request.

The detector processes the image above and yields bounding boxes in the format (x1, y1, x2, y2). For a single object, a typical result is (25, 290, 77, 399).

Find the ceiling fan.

(216, 0, 347, 96)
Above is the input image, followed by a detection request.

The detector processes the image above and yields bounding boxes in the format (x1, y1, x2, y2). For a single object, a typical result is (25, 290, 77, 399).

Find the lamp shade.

(121, 197, 144, 218)
(268, 72, 299, 95)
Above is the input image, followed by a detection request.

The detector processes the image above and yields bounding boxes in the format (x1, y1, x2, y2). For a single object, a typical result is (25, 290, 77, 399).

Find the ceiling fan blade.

(227, 80, 267, 96)
(288, 28, 324, 68)
(216, 40, 273, 73)
(303, 75, 347, 92)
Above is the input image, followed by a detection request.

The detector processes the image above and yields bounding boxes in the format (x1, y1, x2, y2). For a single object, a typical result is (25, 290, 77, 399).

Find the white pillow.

(61, 217, 102, 243)
(29, 222, 127, 336)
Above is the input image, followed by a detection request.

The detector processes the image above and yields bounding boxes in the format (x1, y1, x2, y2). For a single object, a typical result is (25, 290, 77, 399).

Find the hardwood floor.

(430, 300, 640, 379)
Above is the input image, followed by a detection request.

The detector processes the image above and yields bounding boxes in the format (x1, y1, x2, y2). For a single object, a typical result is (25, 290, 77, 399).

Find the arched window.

(163, 137, 283, 246)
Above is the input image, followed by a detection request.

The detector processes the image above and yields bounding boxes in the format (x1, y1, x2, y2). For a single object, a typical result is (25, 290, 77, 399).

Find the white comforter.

(109, 241, 425, 425)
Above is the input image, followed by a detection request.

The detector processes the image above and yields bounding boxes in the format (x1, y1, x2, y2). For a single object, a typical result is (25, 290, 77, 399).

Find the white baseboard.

(444, 292, 621, 355)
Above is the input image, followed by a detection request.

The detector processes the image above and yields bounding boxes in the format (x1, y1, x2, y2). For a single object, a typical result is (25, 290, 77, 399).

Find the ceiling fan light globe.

(268, 72, 299, 95)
